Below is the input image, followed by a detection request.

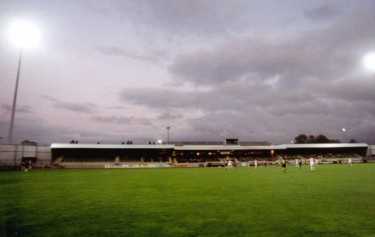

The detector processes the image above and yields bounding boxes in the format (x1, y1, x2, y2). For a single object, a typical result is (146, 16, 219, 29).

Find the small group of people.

(292, 158, 318, 170)
(20, 159, 33, 172)
(224, 156, 354, 171)
(280, 157, 317, 172)
(295, 159, 303, 168)
(247, 159, 269, 168)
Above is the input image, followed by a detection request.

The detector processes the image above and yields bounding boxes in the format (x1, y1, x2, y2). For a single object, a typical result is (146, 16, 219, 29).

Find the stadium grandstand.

(0, 140, 371, 169)
(49, 141, 369, 168)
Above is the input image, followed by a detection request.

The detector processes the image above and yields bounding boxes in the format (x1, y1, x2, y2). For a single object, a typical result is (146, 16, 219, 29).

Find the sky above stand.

(0, 0, 375, 144)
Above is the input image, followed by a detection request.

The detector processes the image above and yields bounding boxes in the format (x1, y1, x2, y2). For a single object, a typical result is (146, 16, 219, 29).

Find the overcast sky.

(0, 0, 375, 144)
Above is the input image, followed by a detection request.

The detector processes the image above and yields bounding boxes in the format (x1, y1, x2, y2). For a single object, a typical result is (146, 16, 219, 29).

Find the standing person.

(28, 160, 32, 171)
(348, 158, 352, 166)
(309, 157, 315, 171)
(254, 159, 258, 168)
(281, 159, 287, 173)
(228, 160, 233, 168)
(298, 159, 303, 168)
(295, 159, 299, 168)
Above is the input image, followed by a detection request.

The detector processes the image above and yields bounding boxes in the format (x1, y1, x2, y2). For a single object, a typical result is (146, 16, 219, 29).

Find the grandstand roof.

(285, 143, 368, 149)
(51, 143, 175, 149)
(51, 143, 368, 150)
(174, 145, 283, 151)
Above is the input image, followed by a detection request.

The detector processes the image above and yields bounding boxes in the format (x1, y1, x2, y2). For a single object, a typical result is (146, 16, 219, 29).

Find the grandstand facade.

(0, 142, 371, 169)
(50, 142, 369, 168)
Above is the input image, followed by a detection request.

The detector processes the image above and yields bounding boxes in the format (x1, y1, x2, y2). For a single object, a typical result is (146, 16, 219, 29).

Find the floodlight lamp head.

(7, 19, 41, 49)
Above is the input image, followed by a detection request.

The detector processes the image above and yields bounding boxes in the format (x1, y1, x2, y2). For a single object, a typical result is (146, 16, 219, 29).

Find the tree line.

(294, 134, 357, 144)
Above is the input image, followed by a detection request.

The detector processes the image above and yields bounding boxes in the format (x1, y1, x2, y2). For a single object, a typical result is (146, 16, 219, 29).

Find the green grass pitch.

(1, 165, 375, 237)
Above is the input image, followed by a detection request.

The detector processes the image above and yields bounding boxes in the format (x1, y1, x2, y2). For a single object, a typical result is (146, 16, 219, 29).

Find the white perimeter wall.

(369, 145, 375, 156)
(0, 144, 51, 167)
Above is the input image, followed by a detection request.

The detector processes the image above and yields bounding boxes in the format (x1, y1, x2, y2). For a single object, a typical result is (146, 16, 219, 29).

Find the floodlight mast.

(7, 50, 23, 144)
(6, 20, 41, 144)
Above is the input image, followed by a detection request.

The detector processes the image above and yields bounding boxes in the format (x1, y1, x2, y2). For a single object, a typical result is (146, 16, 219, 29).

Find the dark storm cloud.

(43, 96, 96, 114)
(169, 4, 375, 86)
(118, 3, 375, 143)
(304, 4, 340, 21)
(92, 115, 152, 126)
(1, 0, 375, 144)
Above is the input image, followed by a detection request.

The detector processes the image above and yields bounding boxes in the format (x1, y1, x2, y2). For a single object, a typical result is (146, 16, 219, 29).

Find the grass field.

(1, 165, 375, 237)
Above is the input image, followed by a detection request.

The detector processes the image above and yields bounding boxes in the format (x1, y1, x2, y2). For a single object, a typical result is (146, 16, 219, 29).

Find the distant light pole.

(6, 20, 41, 144)
(166, 126, 171, 144)
(341, 128, 347, 143)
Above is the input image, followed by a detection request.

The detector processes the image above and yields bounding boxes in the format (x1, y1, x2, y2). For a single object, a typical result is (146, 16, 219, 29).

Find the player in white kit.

(228, 160, 233, 168)
(348, 158, 352, 166)
(254, 159, 258, 168)
(309, 157, 315, 171)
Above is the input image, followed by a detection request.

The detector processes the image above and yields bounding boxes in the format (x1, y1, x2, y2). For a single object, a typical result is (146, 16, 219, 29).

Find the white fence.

(369, 145, 375, 156)
(0, 144, 51, 168)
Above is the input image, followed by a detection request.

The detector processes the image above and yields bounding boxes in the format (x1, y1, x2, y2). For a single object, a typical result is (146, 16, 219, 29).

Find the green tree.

(315, 134, 330, 143)
(307, 135, 316, 143)
(294, 134, 308, 143)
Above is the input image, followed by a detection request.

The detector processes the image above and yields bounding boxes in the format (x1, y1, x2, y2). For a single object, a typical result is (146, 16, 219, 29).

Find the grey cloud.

(185, 108, 375, 144)
(120, 80, 316, 113)
(321, 78, 375, 102)
(92, 115, 153, 126)
(304, 4, 340, 21)
(169, 5, 375, 86)
(152, 4, 375, 143)
(121, 88, 198, 109)
(96, 46, 159, 63)
(0, 117, 132, 145)
(168, 36, 346, 86)
(1, 104, 33, 114)
(105, 105, 127, 110)
(119, 75, 375, 143)
(169, 39, 327, 85)
(88, 0, 253, 35)
(43, 95, 96, 114)
(2, 0, 375, 144)
(0, 117, 78, 145)
(157, 111, 183, 120)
